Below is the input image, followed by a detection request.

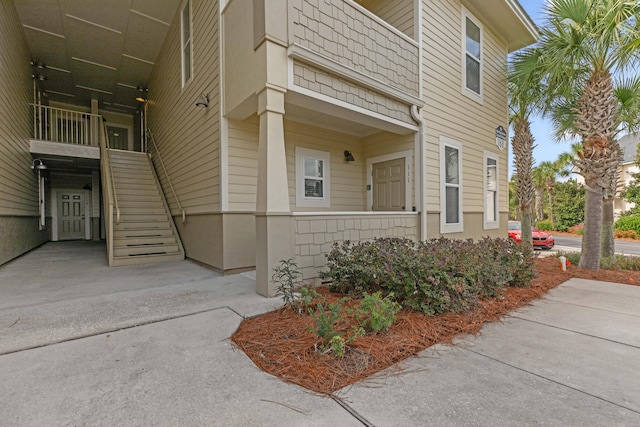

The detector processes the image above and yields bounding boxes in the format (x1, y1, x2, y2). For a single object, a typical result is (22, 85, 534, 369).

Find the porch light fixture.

(344, 150, 355, 162)
(195, 93, 210, 108)
(30, 159, 47, 230)
(32, 73, 47, 81)
(30, 159, 48, 171)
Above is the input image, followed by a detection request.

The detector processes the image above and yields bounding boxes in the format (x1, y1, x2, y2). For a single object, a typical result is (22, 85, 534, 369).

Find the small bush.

(273, 259, 300, 306)
(535, 219, 554, 231)
(600, 255, 640, 271)
(320, 237, 535, 315)
(615, 215, 640, 234)
(350, 291, 401, 333)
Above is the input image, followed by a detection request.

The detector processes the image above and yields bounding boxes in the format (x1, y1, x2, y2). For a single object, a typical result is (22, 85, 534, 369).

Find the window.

(296, 147, 330, 208)
(484, 153, 499, 229)
(181, 0, 192, 87)
(462, 9, 482, 101)
(440, 137, 463, 233)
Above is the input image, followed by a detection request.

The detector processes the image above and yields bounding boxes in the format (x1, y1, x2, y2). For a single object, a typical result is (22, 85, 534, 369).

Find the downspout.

(411, 105, 427, 241)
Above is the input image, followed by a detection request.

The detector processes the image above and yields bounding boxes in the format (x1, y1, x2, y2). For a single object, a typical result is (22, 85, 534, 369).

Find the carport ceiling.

(14, 0, 181, 113)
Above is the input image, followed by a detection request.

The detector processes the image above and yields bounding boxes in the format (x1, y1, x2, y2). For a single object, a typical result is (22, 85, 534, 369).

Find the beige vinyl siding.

(357, 0, 415, 39)
(227, 116, 259, 211)
(285, 121, 365, 212)
(422, 0, 509, 218)
(227, 118, 367, 212)
(147, 0, 220, 215)
(0, 0, 38, 216)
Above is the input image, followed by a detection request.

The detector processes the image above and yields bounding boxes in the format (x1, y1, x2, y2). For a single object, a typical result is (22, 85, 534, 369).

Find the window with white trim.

(296, 147, 330, 208)
(462, 8, 483, 102)
(484, 153, 499, 229)
(440, 137, 463, 233)
(181, 0, 192, 87)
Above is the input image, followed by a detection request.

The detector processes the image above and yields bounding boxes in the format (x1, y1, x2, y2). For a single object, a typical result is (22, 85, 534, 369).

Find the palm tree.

(508, 56, 545, 247)
(512, 0, 640, 269)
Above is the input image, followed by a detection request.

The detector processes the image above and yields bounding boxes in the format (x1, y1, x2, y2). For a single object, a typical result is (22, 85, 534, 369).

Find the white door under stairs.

(106, 149, 184, 266)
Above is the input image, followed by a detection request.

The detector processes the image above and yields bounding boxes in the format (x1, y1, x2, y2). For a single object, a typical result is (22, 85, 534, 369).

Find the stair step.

(119, 207, 168, 215)
(111, 252, 184, 266)
(116, 188, 162, 197)
(114, 236, 178, 246)
(113, 243, 181, 257)
(118, 200, 165, 209)
(113, 228, 176, 238)
(118, 214, 171, 222)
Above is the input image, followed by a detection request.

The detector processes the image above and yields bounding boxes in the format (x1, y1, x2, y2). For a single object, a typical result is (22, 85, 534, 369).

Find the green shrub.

(535, 219, 554, 231)
(615, 215, 640, 235)
(600, 254, 640, 271)
(320, 237, 535, 315)
(350, 291, 401, 333)
(273, 259, 300, 306)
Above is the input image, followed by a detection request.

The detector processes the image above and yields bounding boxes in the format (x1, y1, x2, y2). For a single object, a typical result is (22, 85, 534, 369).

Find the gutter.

(411, 105, 427, 241)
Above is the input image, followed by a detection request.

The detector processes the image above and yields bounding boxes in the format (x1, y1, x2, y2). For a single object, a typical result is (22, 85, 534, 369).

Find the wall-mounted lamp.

(344, 150, 355, 162)
(31, 159, 47, 230)
(195, 93, 210, 108)
(32, 73, 47, 81)
(30, 159, 48, 171)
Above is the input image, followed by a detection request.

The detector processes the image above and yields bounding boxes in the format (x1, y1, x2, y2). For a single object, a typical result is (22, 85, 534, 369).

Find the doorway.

(106, 126, 132, 151)
(372, 158, 406, 211)
(53, 191, 91, 240)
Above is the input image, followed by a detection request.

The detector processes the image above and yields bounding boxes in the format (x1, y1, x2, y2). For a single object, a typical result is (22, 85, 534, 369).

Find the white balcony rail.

(31, 104, 101, 146)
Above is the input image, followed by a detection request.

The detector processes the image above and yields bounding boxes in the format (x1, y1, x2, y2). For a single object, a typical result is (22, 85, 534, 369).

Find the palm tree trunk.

(580, 186, 603, 269)
(547, 191, 555, 228)
(521, 206, 533, 249)
(601, 196, 615, 258)
(512, 117, 534, 247)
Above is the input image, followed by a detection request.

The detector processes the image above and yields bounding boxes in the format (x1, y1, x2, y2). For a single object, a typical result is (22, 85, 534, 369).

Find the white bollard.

(559, 256, 567, 271)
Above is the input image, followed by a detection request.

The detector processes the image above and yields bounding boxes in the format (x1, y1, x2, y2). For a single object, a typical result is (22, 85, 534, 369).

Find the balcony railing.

(32, 104, 101, 146)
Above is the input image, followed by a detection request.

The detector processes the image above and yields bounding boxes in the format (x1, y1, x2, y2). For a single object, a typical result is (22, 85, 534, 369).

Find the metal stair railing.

(99, 121, 120, 266)
(145, 128, 186, 223)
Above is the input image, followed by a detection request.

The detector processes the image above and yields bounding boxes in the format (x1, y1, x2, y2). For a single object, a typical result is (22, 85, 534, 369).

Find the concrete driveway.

(1, 242, 639, 426)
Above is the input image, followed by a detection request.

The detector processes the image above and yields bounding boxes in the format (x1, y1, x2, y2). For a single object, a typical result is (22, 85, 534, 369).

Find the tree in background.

(552, 179, 586, 231)
(511, 0, 640, 269)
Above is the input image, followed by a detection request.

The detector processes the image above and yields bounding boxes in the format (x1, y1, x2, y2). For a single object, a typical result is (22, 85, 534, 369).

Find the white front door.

(57, 192, 86, 240)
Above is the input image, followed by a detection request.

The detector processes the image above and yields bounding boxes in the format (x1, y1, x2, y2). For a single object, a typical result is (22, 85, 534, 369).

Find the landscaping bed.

(232, 254, 640, 395)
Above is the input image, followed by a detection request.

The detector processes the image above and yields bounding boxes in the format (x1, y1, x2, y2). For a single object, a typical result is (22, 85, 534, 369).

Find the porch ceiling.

(14, 0, 180, 113)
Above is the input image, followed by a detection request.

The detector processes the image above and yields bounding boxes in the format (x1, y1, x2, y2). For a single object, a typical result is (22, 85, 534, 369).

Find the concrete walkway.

(1, 242, 639, 426)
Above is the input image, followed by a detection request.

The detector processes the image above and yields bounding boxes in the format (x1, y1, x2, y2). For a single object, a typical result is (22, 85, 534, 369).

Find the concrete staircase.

(107, 149, 184, 266)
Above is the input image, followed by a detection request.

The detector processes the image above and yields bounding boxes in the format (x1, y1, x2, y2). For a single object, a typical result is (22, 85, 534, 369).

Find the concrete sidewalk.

(1, 242, 639, 426)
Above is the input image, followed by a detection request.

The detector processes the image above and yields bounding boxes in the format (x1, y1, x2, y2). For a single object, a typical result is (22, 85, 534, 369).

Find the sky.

(508, 0, 574, 177)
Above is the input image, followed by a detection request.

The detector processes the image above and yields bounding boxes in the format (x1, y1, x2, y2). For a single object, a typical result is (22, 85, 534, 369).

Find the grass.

(553, 251, 640, 271)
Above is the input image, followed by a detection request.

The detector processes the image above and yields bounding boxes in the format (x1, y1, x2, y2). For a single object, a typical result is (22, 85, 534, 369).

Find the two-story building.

(0, 0, 537, 295)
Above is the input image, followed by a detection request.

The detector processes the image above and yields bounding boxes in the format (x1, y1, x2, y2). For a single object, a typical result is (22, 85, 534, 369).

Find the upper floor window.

(440, 137, 463, 233)
(462, 9, 482, 102)
(296, 147, 331, 208)
(181, 0, 193, 87)
(484, 153, 499, 229)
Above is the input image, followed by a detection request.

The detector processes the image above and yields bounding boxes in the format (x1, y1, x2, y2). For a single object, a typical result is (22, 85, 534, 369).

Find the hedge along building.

(0, 0, 537, 296)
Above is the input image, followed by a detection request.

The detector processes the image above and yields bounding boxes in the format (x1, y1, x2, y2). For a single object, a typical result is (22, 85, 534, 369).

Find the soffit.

(14, 0, 181, 113)
(465, 0, 538, 52)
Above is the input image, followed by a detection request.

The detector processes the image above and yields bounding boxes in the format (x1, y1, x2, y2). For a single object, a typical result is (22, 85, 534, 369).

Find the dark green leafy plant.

(273, 259, 300, 306)
(350, 291, 401, 333)
(320, 237, 535, 315)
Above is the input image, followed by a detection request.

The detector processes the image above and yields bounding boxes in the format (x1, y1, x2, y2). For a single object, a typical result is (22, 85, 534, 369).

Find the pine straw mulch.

(231, 256, 640, 395)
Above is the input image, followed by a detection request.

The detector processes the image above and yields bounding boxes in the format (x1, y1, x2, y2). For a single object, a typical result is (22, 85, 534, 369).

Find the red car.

(508, 221, 555, 250)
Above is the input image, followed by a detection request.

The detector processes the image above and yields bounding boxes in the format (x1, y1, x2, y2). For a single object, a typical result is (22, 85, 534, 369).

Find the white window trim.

(483, 151, 499, 230)
(181, 0, 193, 88)
(296, 147, 330, 208)
(440, 136, 463, 234)
(461, 7, 483, 104)
(366, 150, 412, 212)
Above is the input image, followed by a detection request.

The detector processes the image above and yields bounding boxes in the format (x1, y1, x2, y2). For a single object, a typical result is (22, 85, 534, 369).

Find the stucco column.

(255, 85, 292, 296)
